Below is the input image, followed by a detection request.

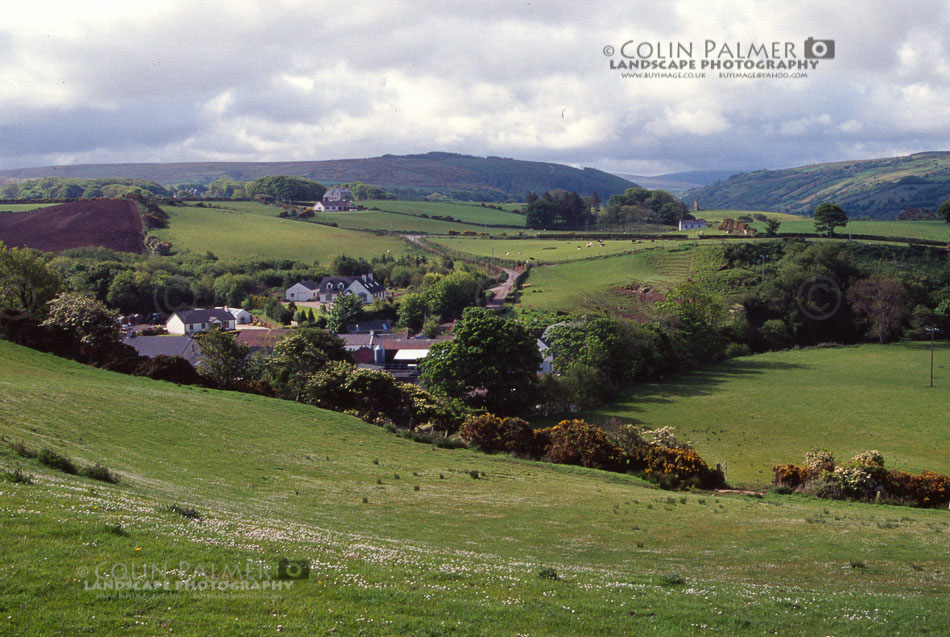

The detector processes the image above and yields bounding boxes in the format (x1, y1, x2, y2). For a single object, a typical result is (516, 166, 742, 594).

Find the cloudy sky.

(0, 0, 947, 175)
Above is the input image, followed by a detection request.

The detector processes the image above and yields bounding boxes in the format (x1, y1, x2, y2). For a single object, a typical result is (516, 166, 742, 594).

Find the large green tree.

(419, 307, 541, 416)
(265, 329, 352, 400)
(813, 202, 848, 236)
(327, 294, 364, 333)
(0, 242, 62, 321)
(195, 329, 249, 385)
(939, 200, 950, 223)
(846, 275, 910, 343)
(41, 293, 120, 347)
(397, 292, 430, 331)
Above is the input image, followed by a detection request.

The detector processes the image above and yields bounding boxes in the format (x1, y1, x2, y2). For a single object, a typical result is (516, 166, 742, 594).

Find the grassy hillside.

(688, 152, 950, 218)
(0, 340, 948, 633)
(152, 203, 410, 262)
(365, 199, 527, 226)
(754, 219, 950, 243)
(577, 343, 950, 484)
(0, 153, 637, 201)
(429, 236, 670, 263)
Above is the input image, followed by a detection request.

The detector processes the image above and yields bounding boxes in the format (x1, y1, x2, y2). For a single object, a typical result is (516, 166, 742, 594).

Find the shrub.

(833, 465, 876, 498)
(537, 566, 559, 580)
(644, 446, 723, 489)
(135, 355, 202, 385)
(161, 503, 202, 520)
(804, 448, 835, 474)
(772, 463, 806, 489)
(498, 417, 534, 456)
(9, 441, 37, 459)
(82, 463, 119, 484)
(545, 419, 623, 471)
(851, 450, 885, 469)
(458, 413, 504, 452)
(1, 464, 33, 484)
(458, 414, 534, 456)
(908, 471, 950, 508)
(37, 448, 77, 475)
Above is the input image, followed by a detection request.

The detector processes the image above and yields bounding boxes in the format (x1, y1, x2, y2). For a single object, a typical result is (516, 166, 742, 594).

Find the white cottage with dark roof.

(313, 186, 357, 212)
(285, 274, 386, 304)
(166, 308, 236, 335)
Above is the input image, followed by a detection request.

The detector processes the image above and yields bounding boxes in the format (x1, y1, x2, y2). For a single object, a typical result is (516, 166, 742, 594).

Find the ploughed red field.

(0, 199, 145, 254)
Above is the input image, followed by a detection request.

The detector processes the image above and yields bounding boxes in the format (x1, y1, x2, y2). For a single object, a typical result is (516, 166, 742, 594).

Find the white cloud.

(0, 0, 947, 173)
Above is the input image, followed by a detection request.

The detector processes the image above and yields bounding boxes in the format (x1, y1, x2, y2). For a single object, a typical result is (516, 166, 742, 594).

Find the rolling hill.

(1, 339, 948, 633)
(616, 170, 739, 193)
(0, 153, 637, 202)
(687, 152, 950, 218)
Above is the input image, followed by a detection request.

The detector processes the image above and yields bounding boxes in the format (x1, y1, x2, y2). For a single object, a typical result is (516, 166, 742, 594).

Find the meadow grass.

(516, 244, 725, 311)
(363, 199, 527, 226)
(1, 340, 948, 633)
(571, 343, 950, 485)
(0, 340, 948, 633)
(429, 236, 675, 263)
(0, 203, 59, 213)
(152, 204, 411, 262)
(755, 219, 950, 242)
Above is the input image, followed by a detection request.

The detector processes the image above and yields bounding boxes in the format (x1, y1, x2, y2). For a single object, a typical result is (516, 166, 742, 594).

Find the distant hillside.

(0, 199, 145, 253)
(0, 153, 637, 202)
(687, 152, 950, 218)
(617, 170, 738, 193)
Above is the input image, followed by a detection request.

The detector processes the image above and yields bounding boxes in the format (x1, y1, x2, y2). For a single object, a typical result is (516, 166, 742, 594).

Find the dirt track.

(0, 199, 145, 253)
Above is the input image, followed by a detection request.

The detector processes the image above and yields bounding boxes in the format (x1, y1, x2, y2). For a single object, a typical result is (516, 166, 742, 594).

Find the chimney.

(362, 273, 367, 282)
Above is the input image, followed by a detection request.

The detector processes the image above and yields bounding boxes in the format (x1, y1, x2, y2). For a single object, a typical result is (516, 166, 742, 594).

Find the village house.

(285, 274, 386, 304)
(218, 306, 252, 325)
(678, 218, 707, 231)
(313, 186, 357, 212)
(166, 308, 236, 336)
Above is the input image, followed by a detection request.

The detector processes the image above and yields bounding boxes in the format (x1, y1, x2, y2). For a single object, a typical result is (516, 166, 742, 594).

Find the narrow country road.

(403, 234, 523, 309)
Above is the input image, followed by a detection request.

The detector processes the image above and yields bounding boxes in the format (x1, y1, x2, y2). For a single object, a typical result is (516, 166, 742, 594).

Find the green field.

(518, 251, 677, 311)
(429, 236, 678, 263)
(577, 343, 950, 485)
(319, 209, 487, 234)
(364, 199, 527, 226)
(152, 203, 411, 262)
(0, 340, 948, 633)
(0, 203, 58, 213)
(696, 209, 805, 223)
(754, 219, 950, 242)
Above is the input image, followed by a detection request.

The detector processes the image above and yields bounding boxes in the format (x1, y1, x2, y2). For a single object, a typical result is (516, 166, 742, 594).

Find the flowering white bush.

(833, 465, 876, 497)
(804, 449, 834, 472)
(851, 450, 885, 468)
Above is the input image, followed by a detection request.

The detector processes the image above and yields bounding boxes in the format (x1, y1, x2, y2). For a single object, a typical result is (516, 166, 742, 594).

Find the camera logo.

(804, 37, 835, 59)
(276, 558, 310, 581)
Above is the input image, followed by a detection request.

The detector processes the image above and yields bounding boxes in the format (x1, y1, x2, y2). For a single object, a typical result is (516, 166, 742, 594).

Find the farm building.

(218, 306, 252, 324)
(678, 219, 707, 231)
(286, 274, 386, 304)
(313, 186, 357, 212)
(122, 335, 201, 365)
(166, 308, 236, 336)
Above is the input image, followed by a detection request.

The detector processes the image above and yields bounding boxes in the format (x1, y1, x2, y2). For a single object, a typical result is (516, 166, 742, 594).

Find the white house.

(537, 339, 554, 375)
(678, 218, 707, 231)
(218, 306, 252, 325)
(313, 186, 357, 212)
(166, 308, 236, 336)
(287, 274, 386, 304)
(285, 280, 321, 302)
